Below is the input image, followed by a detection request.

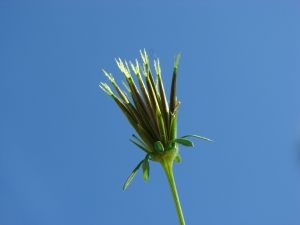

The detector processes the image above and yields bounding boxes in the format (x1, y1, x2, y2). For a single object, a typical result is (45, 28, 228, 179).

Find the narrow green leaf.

(119, 61, 159, 141)
(135, 102, 160, 141)
(122, 80, 131, 93)
(132, 134, 148, 148)
(156, 108, 167, 146)
(169, 112, 177, 141)
(111, 95, 138, 124)
(126, 76, 148, 116)
(125, 100, 157, 140)
(123, 160, 144, 191)
(117, 59, 150, 128)
(129, 139, 151, 153)
(142, 154, 150, 181)
(171, 138, 194, 147)
(124, 112, 154, 152)
(148, 70, 160, 104)
(169, 52, 181, 115)
(181, 134, 213, 142)
(174, 154, 181, 163)
(154, 141, 164, 153)
(155, 59, 170, 138)
(144, 73, 160, 130)
(137, 124, 156, 150)
(131, 60, 157, 133)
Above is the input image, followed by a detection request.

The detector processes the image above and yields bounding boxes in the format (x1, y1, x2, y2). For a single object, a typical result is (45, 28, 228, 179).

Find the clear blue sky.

(1, 1, 299, 225)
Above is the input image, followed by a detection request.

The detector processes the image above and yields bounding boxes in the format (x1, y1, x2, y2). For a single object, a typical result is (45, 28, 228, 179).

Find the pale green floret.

(140, 49, 149, 66)
(140, 62, 148, 78)
(124, 61, 132, 77)
(140, 49, 150, 72)
(174, 53, 181, 68)
(102, 69, 115, 83)
(122, 81, 131, 93)
(102, 69, 129, 104)
(154, 59, 161, 77)
(99, 82, 113, 95)
(129, 59, 140, 75)
(115, 58, 131, 78)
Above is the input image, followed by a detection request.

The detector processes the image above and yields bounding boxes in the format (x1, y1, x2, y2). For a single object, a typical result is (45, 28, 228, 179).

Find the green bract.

(100, 50, 213, 225)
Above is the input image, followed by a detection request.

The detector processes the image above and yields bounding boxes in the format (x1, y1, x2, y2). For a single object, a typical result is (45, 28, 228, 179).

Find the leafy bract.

(142, 154, 150, 181)
(123, 159, 144, 191)
(170, 138, 194, 147)
(181, 134, 213, 142)
(174, 154, 181, 163)
(154, 141, 164, 153)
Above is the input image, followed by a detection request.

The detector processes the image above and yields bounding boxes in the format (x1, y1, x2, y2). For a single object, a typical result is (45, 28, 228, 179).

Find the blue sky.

(1, 1, 299, 225)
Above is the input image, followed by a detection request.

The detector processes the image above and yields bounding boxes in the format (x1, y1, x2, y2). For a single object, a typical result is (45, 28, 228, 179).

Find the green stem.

(161, 158, 185, 225)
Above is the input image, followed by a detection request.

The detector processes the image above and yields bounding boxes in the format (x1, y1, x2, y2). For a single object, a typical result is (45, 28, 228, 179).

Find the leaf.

(156, 108, 167, 146)
(132, 134, 148, 148)
(155, 59, 170, 138)
(181, 134, 213, 142)
(174, 154, 181, 163)
(142, 154, 150, 181)
(123, 160, 144, 191)
(154, 141, 164, 153)
(169, 112, 177, 141)
(129, 139, 151, 153)
(169, 52, 181, 115)
(170, 138, 194, 147)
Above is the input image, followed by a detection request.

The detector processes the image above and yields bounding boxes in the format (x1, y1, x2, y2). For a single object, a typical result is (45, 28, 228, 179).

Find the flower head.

(100, 49, 212, 190)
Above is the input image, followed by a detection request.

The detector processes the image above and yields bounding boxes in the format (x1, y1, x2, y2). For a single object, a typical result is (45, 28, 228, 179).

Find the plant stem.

(161, 158, 185, 225)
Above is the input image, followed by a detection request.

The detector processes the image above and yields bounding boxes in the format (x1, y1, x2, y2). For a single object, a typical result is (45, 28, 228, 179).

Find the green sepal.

(174, 154, 181, 163)
(123, 159, 144, 191)
(154, 141, 164, 153)
(169, 112, 177, 141)
(169, 53, 181, 115)
(142, 154, 150, 181)
(132, 134, 149, 149)
(129, 139, 151, 153)
(181, 134, 213, 142)
(170, 138, 194, 147)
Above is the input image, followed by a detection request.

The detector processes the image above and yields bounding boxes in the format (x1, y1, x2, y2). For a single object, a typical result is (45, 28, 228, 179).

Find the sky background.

(1, 1, 300, 225)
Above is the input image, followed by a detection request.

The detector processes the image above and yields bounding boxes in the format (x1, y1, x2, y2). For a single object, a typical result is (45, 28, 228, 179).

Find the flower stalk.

(161, 158, 185, 225)
(100, 49, 213, 225)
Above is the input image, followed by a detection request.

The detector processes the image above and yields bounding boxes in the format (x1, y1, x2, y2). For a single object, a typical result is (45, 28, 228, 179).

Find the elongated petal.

(132, 134, 148, 149)
(181, 134, 213, 142)
(125, 101, 153, 138)
(124, 112, 155, 152)
(129, 60, 159, 140)
(111, 95, 138, 124)
(169, 112, 177, 141)
(137, 124, 156, 151)
(129, 139, 151, 153)
(155, 59, 170, 138)
(156, 108, 167, 146)
(116, 59, 149, 123)
(140, 50, 162, 137)
(169, 52, 181, 114)
(123, 159, 144, 191)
